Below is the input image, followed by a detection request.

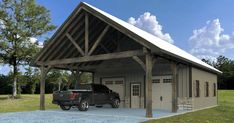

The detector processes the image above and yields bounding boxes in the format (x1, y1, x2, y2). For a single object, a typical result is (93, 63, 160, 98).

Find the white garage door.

(152, 75, 172, 111)
(102, 77, 125, 107)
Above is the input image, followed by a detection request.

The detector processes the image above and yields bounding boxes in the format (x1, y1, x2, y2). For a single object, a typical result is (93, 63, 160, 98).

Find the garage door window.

(152, 79, 160, 83)
(163, 79, 172, 83)
(105, 81, 113, 85)
(115, 81, 123, 84)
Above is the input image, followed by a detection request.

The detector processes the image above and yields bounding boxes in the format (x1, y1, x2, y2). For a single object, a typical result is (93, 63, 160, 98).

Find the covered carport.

(33, 2, 182, 118)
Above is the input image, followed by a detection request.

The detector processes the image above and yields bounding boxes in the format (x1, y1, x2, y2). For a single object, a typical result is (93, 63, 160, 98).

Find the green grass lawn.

(0, 91, 233, 123)
(144, 90, 234, 123)
(0, 94, 58, 113)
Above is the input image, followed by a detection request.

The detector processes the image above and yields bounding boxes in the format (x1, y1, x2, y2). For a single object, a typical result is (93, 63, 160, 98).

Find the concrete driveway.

(0, 106, 184, 123)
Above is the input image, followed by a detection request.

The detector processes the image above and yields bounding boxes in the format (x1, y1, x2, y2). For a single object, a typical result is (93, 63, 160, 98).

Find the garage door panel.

(102, 78, 125, 107)
(152, 75, 172, 111)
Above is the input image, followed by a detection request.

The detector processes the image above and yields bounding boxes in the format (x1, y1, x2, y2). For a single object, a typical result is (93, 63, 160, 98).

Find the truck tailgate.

(53, 91, 74, 101)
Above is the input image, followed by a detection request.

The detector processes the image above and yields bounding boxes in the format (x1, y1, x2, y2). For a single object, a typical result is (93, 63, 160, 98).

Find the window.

(152, 79, 160, 83)
(213, 83, 216, 97)
(195, 80, 200, 97)
(105, 81, 113, 85)
(93, 85, 109, 93)
(132, 85, 140, 96)
(115, 80, 123, 84)
(163, 79, 172, 83)
(205, 82, 209, 97)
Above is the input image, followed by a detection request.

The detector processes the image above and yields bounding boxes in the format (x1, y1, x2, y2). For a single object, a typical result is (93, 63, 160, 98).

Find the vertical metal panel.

(191, 67, 218, 110)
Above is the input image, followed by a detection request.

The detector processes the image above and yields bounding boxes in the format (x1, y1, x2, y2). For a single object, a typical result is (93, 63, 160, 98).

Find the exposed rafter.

(88, 25, 110, 55)
(35, 7, 84, 62)
(56, 13, 98, 60)
(40, 13, 84, 61)
(66, 33, 85, 56)
(85, 12, 89, 55)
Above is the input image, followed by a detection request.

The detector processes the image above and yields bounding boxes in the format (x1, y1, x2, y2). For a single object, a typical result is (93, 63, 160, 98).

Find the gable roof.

(34, 2, 222, 74)
(81, 2, 221, 74)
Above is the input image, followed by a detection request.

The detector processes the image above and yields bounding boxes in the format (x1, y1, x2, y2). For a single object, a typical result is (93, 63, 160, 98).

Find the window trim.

(205, 82, 209, 97)
(213, 83, 216, 97)
(195, 80, 200, 97)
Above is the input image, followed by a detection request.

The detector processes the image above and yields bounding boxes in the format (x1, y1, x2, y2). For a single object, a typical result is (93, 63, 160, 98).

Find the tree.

(0, 0, 56, 97)
(47, 70, 69, 91)
(202, 55, 234, 89)
(201, 58, 213, 66)
(22, 67, 40, 94)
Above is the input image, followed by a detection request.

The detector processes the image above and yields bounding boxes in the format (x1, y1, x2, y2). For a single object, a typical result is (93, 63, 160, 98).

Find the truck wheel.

(111, 98, 120, 108)
(78, 99, 89, 111)
(60, 105, 71, 110)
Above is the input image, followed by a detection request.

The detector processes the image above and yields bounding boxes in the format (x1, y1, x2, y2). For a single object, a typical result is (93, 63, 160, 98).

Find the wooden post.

(145, 50, 153, 118)
(171, 62, 178, 113)
(40, 66, 50, 110)
(75, 70, 82, 88)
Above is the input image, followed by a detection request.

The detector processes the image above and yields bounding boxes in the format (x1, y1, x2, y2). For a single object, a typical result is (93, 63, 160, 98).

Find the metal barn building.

(33, 2, 222, 117)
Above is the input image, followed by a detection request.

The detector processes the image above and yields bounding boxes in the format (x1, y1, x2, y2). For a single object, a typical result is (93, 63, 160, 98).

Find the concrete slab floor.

(0, 106, 187, 123)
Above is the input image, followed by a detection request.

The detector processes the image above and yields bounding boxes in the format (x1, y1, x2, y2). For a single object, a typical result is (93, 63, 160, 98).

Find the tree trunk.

(58, 82, 61, 91)
(12, 65, 17, 97)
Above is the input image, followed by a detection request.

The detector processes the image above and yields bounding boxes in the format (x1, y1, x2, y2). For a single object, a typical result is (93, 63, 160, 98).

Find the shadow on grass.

(0, 95, 21, 100)
(0, 96, 9, 100)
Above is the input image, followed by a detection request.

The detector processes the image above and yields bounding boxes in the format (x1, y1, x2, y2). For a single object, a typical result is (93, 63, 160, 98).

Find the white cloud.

(189, 19, 234, 60)
(29, 37, 44, 48)
(38, 41, 44, 48)
(30, 37, 37, 44)
(128, 12, 173, 43)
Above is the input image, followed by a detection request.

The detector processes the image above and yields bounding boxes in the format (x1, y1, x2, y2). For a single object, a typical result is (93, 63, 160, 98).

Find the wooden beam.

(38, 49, 144, 66)
(132, 56, 145, 71)
(145, 50, 153, 118)
(35, 6, 84, 61)
(85, 12, 89, 55)
(82, 6, 150, 49)
(62, 17, 103, 60)
(40, 13, 85, 62)
(88, 25, 110, 55)
(171, 62, 178, 113)
(55, 13, 99, 60)
(66, 33, 85, 56)
(40, 66, 51, 110)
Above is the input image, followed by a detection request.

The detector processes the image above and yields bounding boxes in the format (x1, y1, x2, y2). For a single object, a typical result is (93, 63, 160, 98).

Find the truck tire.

(111, 98, 120, 108)
(60, 105, 71, 110)
(78, 99, 89, 111)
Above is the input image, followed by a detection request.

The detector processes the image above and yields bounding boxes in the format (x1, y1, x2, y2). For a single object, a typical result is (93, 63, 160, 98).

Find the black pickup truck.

(52, 84, 120, 111)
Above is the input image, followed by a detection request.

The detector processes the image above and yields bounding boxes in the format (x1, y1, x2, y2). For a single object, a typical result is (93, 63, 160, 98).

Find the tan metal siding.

(191, 67, 218, 110)
(177, 65, 190, 98)
(94, 68, 145, 108)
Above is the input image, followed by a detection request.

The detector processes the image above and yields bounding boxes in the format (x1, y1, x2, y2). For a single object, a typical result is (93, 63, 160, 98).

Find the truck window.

(100, 85, 109, 93)
(93, 85, 109, 93)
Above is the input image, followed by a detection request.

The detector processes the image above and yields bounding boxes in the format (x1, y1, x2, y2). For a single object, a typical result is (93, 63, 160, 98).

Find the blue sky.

(35, 0, 234, 58)
(1, 0, 234, 75)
